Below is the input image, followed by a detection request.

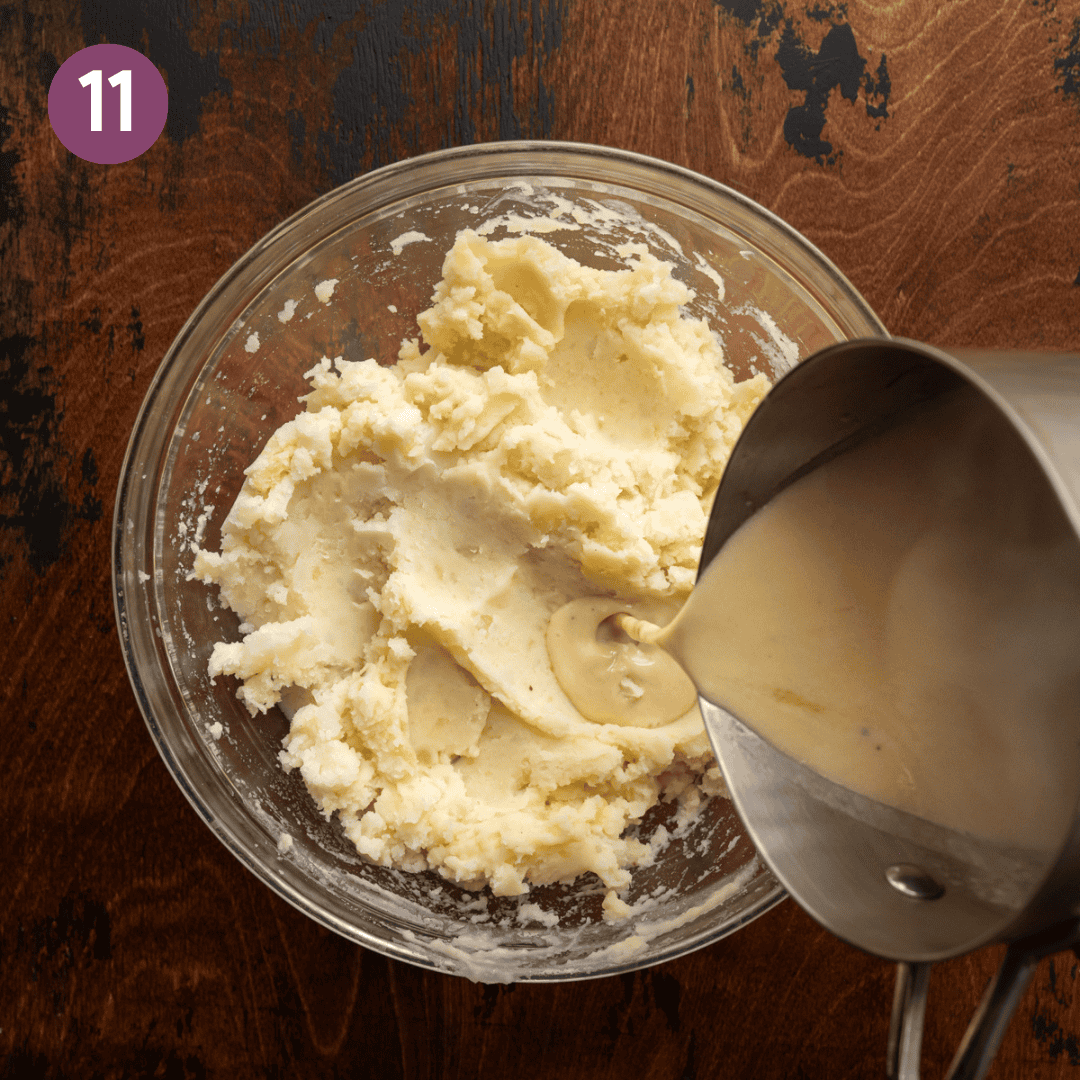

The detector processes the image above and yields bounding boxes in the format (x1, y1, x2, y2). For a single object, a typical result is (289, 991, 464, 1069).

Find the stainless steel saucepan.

(698, 339, 1080, 1080)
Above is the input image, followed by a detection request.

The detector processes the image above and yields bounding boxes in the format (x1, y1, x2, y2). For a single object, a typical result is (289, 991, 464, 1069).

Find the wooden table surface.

(4, 1, 1080, 1076)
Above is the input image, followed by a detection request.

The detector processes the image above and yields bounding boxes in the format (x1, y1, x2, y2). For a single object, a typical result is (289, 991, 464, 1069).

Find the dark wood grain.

(4, 1, 1080, 1076)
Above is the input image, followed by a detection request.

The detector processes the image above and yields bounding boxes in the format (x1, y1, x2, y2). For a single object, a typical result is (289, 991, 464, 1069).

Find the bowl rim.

(112, 139, 888, 979)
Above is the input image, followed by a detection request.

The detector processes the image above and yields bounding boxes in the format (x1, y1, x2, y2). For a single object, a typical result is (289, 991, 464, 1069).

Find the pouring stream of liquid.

(548, 385, 1080, 851)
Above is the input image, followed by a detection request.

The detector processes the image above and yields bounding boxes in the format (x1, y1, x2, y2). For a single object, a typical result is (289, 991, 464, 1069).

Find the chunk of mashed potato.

(194, 230, 769, 903)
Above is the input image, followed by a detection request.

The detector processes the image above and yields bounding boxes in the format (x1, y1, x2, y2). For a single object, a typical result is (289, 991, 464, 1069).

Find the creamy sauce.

(545, 598, 696, 727)
(551, 387, 1080, 850)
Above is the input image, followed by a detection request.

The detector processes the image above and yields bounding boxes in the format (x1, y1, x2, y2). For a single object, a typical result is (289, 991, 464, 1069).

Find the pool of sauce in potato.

(549, 386, 1080, 850)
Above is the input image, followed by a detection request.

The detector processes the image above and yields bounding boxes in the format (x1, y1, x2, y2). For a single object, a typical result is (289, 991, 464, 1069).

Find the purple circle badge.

(48, 43, 168, 165)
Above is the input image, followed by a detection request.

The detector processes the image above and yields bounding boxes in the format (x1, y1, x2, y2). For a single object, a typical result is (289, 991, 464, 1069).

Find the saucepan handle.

(887, 951, 1037, 1080)
(887, 960, 932, 1079)
(887, 921, 1080, 1080)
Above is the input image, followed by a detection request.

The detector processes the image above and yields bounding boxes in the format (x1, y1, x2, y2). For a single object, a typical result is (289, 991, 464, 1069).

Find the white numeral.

(79, 68, 133, 132)
(108, 70, 132, 132)
(78, 68, 102, 131)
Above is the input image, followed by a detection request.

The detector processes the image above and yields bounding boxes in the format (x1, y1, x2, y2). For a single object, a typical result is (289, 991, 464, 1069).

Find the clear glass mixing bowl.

(113, 141, 886, 982)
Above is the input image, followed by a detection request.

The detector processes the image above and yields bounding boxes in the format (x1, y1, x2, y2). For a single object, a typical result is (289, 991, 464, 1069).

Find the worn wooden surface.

(4, 1, 1080, 1076)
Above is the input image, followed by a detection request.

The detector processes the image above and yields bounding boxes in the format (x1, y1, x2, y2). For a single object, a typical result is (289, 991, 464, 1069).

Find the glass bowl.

(113, 141, 886, 982)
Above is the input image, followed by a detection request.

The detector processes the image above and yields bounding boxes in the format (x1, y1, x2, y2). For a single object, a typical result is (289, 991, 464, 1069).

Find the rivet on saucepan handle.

(886, 865, 945, 901)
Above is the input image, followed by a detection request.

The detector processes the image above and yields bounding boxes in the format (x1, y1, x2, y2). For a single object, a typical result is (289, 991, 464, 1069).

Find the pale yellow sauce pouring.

(548, 387, 1080, 851)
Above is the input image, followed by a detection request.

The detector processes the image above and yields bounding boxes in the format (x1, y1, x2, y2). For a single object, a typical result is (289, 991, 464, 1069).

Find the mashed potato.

(194, 230, 768, 906)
